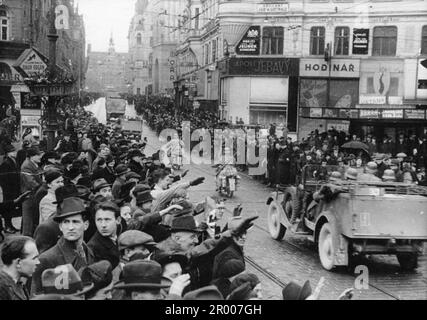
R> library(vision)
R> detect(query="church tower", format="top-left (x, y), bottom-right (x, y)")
top-left (108, 32), bottom-right (115, 54)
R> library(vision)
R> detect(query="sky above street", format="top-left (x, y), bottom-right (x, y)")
top-left (77, 0), bottom-right (136, 53)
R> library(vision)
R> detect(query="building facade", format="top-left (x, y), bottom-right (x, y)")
top-left (0, 0), bottom-right (86, 137)
top-left (171, 0), bottom-right (427, 139)
top-left (85, 36), bottom-right (131, 94)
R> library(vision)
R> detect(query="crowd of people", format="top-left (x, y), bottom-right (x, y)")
top-left (0, 103), bottom-right (339, 301)
top-left (264, 127), bottom-right (427, 187)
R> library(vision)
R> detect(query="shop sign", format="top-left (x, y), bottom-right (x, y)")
top-left (226, 57), bottom-right (299, 76)
top-left (257, 2), bottom-right (289, 13)
top-left (236, 26), bottom-right (260, 55)
top-left (388, 96), bottom-right (403, 105)
top-left (327, 120), bottom-right (350, 132)
top-left (14, 49), bottom-right (48, 77)
top-left (359, 109), bottom-right (379, 119)
top-left (31, 84), bottom-right (76, 96)
top-left (404, 109), bottom-right (425, 120)
top-left (352, 29), bottom-right (369, 55)
top-left (381, 109), bottom-right (403, 119)
top-left (310, 108), bottom-right (323, 118)
top-left (300, 59), bottom-right (360, 78)
top-left (339, 109), bottom-right (359, 119)
top-left (323, 108), bottom-right (339, 118)
top-left (21, 115), bottom-right (40, 126)
top-left (359, 95), bottom-right (386, 105)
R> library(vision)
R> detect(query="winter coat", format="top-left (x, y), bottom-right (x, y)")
top-left (88, 231), bottom-right (120, 269)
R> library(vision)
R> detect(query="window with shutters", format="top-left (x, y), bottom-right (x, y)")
top-left (372, 26), bottom-right (397, 56)
top-left (310, 27), bottom-right (325, 55)
top-left (334, 27), bottom-right (349, 55)
top-left (422, 26), bottom-right (427, 54)
top-left (262, 27), bottom-right (284, 55)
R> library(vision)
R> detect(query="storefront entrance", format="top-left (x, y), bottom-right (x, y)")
top-left (350, 120), bottom-right (427, 140)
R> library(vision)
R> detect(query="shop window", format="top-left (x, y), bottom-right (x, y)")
top-left (310, 27), bottom-right (325, 55)
top-left (334, 26), bottom-right (349, 55)
top-left (262, 27), bottom-right (284, 55)
top-left (366, 77), bottom-right (399, 96)
top-left (329, 79), bottom-right (359, 108)
top-left (0, 9), bottom-right (8, 41)
top-left (372, 26), bottom-right (397, 56)
top-left (422, 25), bottom-right (427, 54)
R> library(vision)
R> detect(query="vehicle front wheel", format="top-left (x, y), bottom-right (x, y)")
top-left (396, 253), bottom-right (418, 270)
top-left (268, 202), bottom-right (286, 241)
top-left (318, 222), bottom-right (336, 271)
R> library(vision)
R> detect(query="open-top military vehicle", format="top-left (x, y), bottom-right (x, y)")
top-left (267, 165), bottom-right (427, 271)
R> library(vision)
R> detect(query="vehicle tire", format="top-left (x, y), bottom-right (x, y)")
top-left (268, 201), bottom-right (286, 241)
top-left (396, 253), bottom-right (418, 270)
top-left (283, 188), bottom-right (301, 224)
top-left (318, 222), bottom-right (336, 271)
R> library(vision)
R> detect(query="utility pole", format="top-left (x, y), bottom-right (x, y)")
top-left (45, 3), bottom-right (59, 151)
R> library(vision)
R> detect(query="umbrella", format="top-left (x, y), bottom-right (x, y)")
top-left (341, 141), bottom-right (369, 152)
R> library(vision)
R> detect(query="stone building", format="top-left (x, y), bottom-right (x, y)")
top-left (85, 35), bottom-right (130, 94)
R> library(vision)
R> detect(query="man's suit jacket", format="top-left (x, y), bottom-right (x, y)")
top-left (0, 156), bottom-right (20, 200)
top-left (87, 231), bottom-right (120, 269)
top-left (31, 237), bottom-right (95, 296)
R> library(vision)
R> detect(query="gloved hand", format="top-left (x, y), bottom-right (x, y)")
top-left (190, 177), bottom-right (205, 186)
top-left (231, 216), bottom-right (258, 237)
top-left (233, 204), bottom-right (243, 217)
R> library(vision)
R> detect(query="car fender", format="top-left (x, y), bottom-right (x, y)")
top-left (315, 211), bottom-right (349, 266)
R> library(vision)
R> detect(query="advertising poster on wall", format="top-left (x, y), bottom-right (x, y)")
top-left (329, 79), bottom-right (359, 108)
top-left (236, 26), bottom-right (260, 55)
top-left (352, 29), bottom-right (369, 55)
top-left (300, 79), bottom-right (327, 108)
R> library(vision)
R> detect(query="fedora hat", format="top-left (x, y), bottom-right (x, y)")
top-left (282, 280), bottom-right (312, 300)
top-left (170, 215), bottom-right (202, 233)
top-left (136, 190), bottom-right (153, 206)
top-left (382, 169), bottom-right (396, 182)
top-left (113, 260), bottom-right (169, 290)
top-left (183, 285), bottom-right (224, 300)
top-left (125, 171), bottom-right (141, 181)
top-left (41, 264), bottom-right (94, 296)
top-left (53, 197), bottom-right (87, 222)
top-left (79, 260), bottom-right (113, 295)
top-left (152, 251), bottom-right (188, 269)
top-left (329, 171), bottom-right (342, 183)
top-left (365, 162), bottom-right (378, 174)
top-left (168, 200), bottom-right (194, 217)
top-left (115, 164), bottom-right (130, 176)
top-left (92, 178), bottom-right (111, 192)
top-left (118, 230), bottom-right (156, 251)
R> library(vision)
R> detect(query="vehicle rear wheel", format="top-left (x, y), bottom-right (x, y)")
top-left (318, 223), bottom-right (336, 271)
top-left (396, 253), bottom-right (418, 270)
top-left (268, 201), bottom-right (286, 241)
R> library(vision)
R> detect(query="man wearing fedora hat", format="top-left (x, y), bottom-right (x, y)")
top-left (112, 164), bottom-right (130, 200)
top-left (92, 178), bottom-right (113, 201)
top-left (31, 197), bottom-right (95, 295)
top-left (0, 144), bottom-right (21, 234)
top-left (112, 260), bottom-right (173, 300)
top-left (118, 230), bottom-right (157, 263)
top-left (21, 147), bottom-right (44, 236)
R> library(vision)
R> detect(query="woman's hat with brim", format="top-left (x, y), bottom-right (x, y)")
top-left (282, 280), bottom-right (312, 300)
top-left (113, 260), bottom-right (169, 290)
